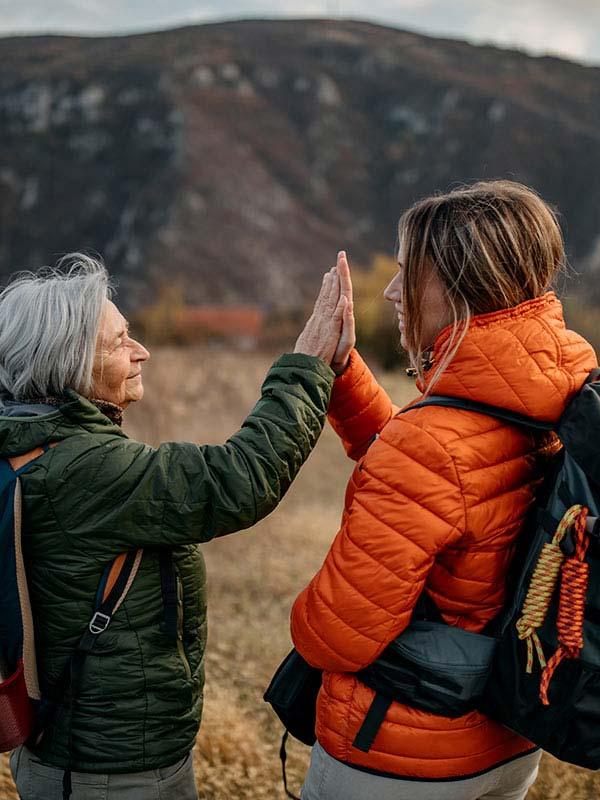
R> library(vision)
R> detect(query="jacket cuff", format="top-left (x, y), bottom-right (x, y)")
top-left (330, 349), bottom-right (367, 406)
top-left (276, 353), bottom-right (335, 382)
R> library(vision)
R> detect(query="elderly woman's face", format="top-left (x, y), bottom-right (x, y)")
top-left (91, 301), bottom-right (150, 408)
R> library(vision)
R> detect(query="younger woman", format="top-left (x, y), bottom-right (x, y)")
top-left (292, 180), bottom-right (598, 800)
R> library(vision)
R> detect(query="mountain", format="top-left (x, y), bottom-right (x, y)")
top-left (0, 19), bottom-right (599, 309)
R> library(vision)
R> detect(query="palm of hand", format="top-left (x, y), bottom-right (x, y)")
top-left (294, 251), bottom-right (356, 371)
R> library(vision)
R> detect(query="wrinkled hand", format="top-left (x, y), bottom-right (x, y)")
top-left (294, 265), bottom-right (347, 365)
top-left (331, 251), bottom-right (355, 375)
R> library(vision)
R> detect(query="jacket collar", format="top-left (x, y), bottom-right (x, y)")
top-left (0, 389), bottom-right (127, 458)
top-left (417, 292), bottom-right (598, 423)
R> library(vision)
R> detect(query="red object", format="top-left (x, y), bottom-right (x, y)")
top-left (0, 660), bottom-right (35, 751)
top-left (540, 507), bottom-right (590, 705)
top-left (174, 306), bottom-right (264, 339)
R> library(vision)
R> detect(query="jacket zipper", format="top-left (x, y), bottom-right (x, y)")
top-left (176, 576), bottom-right (192, 679)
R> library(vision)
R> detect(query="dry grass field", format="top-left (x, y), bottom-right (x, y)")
top-left (2, 345), bottom-right (600, 799)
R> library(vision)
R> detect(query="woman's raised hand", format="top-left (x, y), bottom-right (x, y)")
top-left (331, 251), bottom-right (356, 375)
top-left (294, 261), bottom-right (347, 365)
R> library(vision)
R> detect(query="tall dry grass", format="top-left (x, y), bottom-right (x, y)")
top-left (2, 345), bottom-right (600, 799)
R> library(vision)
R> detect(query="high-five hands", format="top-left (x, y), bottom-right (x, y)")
top-left (294, 258), bottom-right (347, 365)
top-left (294, 251), bottom-right (356, 371)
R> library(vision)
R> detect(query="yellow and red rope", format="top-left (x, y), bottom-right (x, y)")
top-left (515, 504), bottom-right (590, 705)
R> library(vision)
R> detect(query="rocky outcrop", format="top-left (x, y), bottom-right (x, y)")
top-left (0, 20), bottom-right (599, 309)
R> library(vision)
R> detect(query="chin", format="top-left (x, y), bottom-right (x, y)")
top-left (128, 389), bottom-right (144, 405)
top-left (122, 391), bottom-right (143, 409)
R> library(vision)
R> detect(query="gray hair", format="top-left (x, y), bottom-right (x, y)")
top-left (0, 253), bottom-right (112, 400)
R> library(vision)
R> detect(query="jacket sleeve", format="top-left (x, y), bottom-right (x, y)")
top-left (50, 353), bottom-right (334, 554)
top-left (291, 415), bottom-right (465, 672)
top-left (328, 349), bottom-right (399, 461)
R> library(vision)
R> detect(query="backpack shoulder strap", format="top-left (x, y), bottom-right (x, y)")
top-left (11, 446), bottom-right (55, 701)
top-left (45, 549), bottom-right (144, 703)
top-left (9, 441), bottom-right (57, 473)
top-left (403, 395), bottom-right (555, 432)
top-left (47, 548), bottom-right (144, 800)
top-left (88, 549), bottom-right (144, 636)
top-left (9, 447), bottom-right (47, 473)
top-left (586, 368), bottom-right (600, 384)
top-left (158, 550), bottom-right (179, 642)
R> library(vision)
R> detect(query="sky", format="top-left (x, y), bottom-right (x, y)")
top-left (0, 1), bottom-right (599, 66)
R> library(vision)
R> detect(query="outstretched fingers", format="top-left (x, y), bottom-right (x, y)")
top-left (316, 266), bottom-right (340, 316)
top-left (337, 251), bottom-right (353, 306)
top-left (293, 259), bottom-right (349, 363)
top-left (326, 266), bottom-right (340, 311)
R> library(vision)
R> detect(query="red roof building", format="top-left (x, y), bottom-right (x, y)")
top-left (173, 305), bottom-right (265, 341)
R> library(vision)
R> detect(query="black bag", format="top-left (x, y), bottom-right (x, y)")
top-left (263, 648), bottom-right (320, 747)
top-left (353, 620), bottom-right (498, 751)
top-left (263, 649), bottom-right (321, 798)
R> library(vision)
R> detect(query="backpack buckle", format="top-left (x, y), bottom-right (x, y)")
top-left (89, 611), bottom-right (111, 635)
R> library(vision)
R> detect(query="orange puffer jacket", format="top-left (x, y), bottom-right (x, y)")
top-left (291, 293), bottom-right (598, 780)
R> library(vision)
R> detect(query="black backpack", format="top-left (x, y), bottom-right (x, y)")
top-left (357, 370), bottom-right (600, 765)
top-left (266, 369), bottom-right (600, 791)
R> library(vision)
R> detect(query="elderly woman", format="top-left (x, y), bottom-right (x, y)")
top-left (3, 253), bottom-right (349, 800)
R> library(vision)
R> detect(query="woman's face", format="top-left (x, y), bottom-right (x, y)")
top-left (91, 300), bottom-right (150, 408)
top-left (384, 260), bottom-right (453, 352)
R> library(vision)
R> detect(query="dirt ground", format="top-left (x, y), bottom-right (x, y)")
top-left (2, 345), bottom-right (600, 799)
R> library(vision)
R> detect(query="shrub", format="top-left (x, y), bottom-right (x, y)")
top-left (352, 253), bottom-right (408, 371)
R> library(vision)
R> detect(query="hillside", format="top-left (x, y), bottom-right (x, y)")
top-left (0, 19), bottom-right (599, 309)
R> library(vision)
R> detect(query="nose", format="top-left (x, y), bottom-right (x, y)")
top-left (132, 338), bottom-right (150, 363)
top-left (384, 271), bottom-right (402, 302)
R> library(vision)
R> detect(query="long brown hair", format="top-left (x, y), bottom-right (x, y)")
top-left (398, 180), bottom-right (566, 391)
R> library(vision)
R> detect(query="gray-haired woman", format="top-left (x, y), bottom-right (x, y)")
top-left (3, 253), bottom-right (351, 800)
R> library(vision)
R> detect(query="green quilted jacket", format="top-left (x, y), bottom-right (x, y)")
top-left (0, 353), bottom-right (333, 772)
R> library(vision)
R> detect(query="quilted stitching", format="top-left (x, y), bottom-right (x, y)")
top-left (292, 293), bottom-right (598, 779)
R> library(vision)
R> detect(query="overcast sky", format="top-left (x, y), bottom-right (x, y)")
top-left (1, 1), bottom-right (599, 65)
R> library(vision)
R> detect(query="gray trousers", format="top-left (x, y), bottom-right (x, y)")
top-left (9, 746), bottom-right (199, 800)
top-left (301, 743), bottom-right (542, 800)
